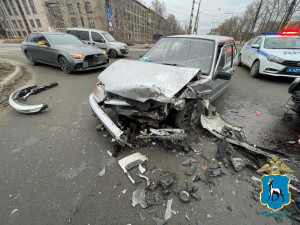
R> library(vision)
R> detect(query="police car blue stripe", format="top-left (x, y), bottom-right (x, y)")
top-left (246, 45), bottom-right (268, 57)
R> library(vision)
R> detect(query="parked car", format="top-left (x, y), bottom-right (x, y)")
top-left (67, 28), bottom-right (128, 58)
top-left (21, 32), bottom-right (109, 74)
top-left (285, 78), bottom-right (300, 116)
top-left (89, 35), bottom-right (237, 145)
top-left (238, 30), bottom-right (300, 78)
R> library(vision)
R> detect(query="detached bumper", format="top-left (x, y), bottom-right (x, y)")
top-left (89, 93), bottom-right (127, 145)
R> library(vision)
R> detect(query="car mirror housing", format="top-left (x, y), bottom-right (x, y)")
top-left (251, 43), bottom-right (260, 49)
top-left (102, 39), bottom-right (106, 43)
top-left (215, 71), bottom-right (232, 80)
top-left (38, 41), bottom-right (49, 46)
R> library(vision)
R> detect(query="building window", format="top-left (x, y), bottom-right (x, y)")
top-left (28, 0), bottom-right (37, 14)
top-left (22, 31), bottom-right (27, 36)
top-left (22, 0), bottom-right (30, 15)
top-left (3, 0), bottom-right (13, 15)
top-left (12, 20), bottom-right (18, 28)
top-left (35, 19), bottom-right (41, 27)
top-left (17, 31), bottom-right (22, 36)
top-left (80, 17), bottom-right (84, 27)
top-left (9, 0), bottom-right (18, 15)
top-left (71, 17), bottom-right (77, 27)
top-left (77, 3), bottom-right (81, 13)
top-left (29, 19), bottom-right (35, 28)
top-left (85, 2), bottom-right (92, 13)
top-left (46, 2), bottom-right (65, 29)
top-left (18, 20), bottom-right (24, 28)
top-left (67, 4), bottom-right (74, 14)
top-left (88, 17), bottom-right (95, 28)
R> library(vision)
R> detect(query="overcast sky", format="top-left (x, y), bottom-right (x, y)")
top-left (143, 0), bottom-right (256, 34)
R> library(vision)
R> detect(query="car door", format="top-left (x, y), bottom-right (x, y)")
top-left (78, 30), bottom-right (90, 45)
top-left (248, 37), bottom-right (262, 66)
top-left (210, 43), bottom-right (234, 100)
top-left (36, 33), bottom-right (58, 65)
top-left (241, 37), bottom-right (258, 67)
top-left (91, 31), bottom-right (107, 50)
top-left (26, 33), bottom-right (39, 59)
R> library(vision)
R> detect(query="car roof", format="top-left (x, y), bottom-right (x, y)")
top-left (66, 27), bottom-right (108, 33)
top-left (29, 32), bottom-right (67, 35)
top-left (167, 34), bottom-right (234, 42)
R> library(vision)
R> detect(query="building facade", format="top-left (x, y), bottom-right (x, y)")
top-left (0, 0), bottom-right (177, 41)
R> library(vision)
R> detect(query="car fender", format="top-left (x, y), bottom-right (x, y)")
top-left (107, 46), bottom-right (121, 55)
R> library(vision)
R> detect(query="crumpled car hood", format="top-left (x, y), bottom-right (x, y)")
top-left (98, 59), bottom-right (200, 103)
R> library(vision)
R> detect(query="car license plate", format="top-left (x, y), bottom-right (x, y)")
top-left (287, 67), bottom-right (300, 73)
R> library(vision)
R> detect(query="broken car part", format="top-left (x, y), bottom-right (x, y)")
top-left (182, 158), bottom-right (197, 166)
top-left (138, 173), bottom-right (151, 187)
top-left (206, 167), bottom-right (225, 177)
top-left (145, 191), bottom-right (164, 206)
top-left (179, 190), bottom-right (191, 203)
top-left (118, 152), bottom-right (148, 185)
top-left (158, 173), bottom-right (176, 189)
top-left (9, 83), bottom-right (58, 114)
top-left (201, 113), bottom-right (279, 158)
top-left (231, 158), bottom-right (246, 172)
top-left (185, 165), bottom-right (196, 175)
top-left (153, 217), bottom-right (167, 225)
top-left (164, 199), bottom-right (175, 221)
top-left (132, 188), bottom-right (148, 208)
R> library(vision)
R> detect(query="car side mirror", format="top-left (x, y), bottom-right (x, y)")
top-left (251, 43), bottom-right (260, 49)
top-left (38, 41), bottom-right (49, 46)
top-left (215, 71), bottom-right (232, 80)
top-left (101, 39), bottom-right (106, 43)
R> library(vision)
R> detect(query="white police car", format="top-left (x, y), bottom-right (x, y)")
top-left (238, 30), bottom-right (300, 78)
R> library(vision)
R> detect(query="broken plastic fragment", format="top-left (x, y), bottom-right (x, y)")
top-left (164, 199), bottom-right (175, 221)
top-left (98, 167), bottom-right (106, 177)
top-left (132, 189), bottom-right (148, 208)
top-left (138, 164), bottom-right (146, 174)
top-left (182, 158), bottom-right (197, 166)
top-left (207, 213), bottom-right (213, 219)
top-left (255, 111), bottom-right (261, 116)
top-left (11, 209), bottom-right (18, 215)
top-left (153, 217), bottom-right (166, 225)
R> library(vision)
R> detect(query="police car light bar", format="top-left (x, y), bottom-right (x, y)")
top-left (279, 29), bottom-right (299, 36)
top-left (261, 32), bottom-right (279, 35)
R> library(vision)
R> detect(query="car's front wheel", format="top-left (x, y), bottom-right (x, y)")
top-left (250, 60), bottom-right (261, 78)
top-left (175, 100), bottom-right (204, 130)
top-left (109, 49), bottom-right (118, 58)
top-left (25, 51), bottom-right (37, 66)
top-left (58, 56), bottom-right (72, 74)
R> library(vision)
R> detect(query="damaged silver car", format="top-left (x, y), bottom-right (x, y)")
top-left (89, 35), bottom-right (237, 145)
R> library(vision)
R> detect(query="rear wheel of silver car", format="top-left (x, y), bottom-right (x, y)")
top-left (250, 60), bottom-right (261, 78)
top-left (25, 51), bottom-right (36, 66)
top-left (175, 100), bottom-right (204, 130)
top-left (58, 56), bottom-right (72, 74)
top-left (109, 49), bottom-right (118, 58)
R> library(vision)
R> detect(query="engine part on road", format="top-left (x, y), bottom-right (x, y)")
top-left (118, 152), bottom-right (148, 185)
top-left (179, 190), bottom-right (191, 203)
top-left (9, 83), bottom-right (58, 114)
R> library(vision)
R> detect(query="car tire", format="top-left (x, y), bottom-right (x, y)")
top-left (58, 56), bottom-right (72, 74)
top-left (109, 49), bottom-right (118, 58)
top-left (237, 54), bottom-right (242, 66)
top-left (250, 60), bottom-right (261, 78)
top-left (25, 51), bottom-right (37, 66)
top-left (175, 100), bottom-right (204, 130)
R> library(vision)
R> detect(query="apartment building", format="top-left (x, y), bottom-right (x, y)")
top-left (0, 0), bottom-right (175, 41)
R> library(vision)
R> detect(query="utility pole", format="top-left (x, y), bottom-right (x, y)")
top-left (193, 0), bottom-right (201, 34)
top-left (278, 0), bottom-right (297, 31)
top-left (247, 0), bottom-right (263, 40)
top-left (188, 0), bottom-right (195, 34)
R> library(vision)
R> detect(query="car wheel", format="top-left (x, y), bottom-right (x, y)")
top-left (109, 49), bottom-right (118, 58)
top-left (250, 60), bottom-right (261, 78)
top-left (175, 100), bottom-right (204, 130)
top-left (58, 56), bottom-right (72, 74)
top-left (237, 54), bottom-right (242, 66)
top-left (25, 51), bottom-right (37, 66)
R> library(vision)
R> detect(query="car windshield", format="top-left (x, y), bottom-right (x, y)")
top-left (143, 37), bottom-right (215, 75)
top-left (45, 34), bottom-right (83, 45)
top-left (264, 36), bottom-right (300, 49)
top-left (101, 32), bottom-right (116, 42)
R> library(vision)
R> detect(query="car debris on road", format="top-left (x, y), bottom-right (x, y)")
top-left (9, 82), bottom-right (58, 114)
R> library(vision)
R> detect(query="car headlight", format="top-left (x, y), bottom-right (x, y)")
top-left (267, 54), bottom-right (284, 64)
top-left (70, 53), bottom-right (84, 59)
top-left (103, 50), bottom-right (107, 56)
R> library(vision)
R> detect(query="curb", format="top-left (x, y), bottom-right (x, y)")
top-left (0, 59), bottom-right (23, 93)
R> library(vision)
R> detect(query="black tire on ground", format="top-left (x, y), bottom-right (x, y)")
top-left (250, 60), bottom-right (261, 78)
top-left (25, 51), bottom-right (37, 66)
top-left (109, 49), bottom-right (118, 58)
top-left (58, 56), bottom-right (72, 74)
top-left (237, 54), bottom-right (242, 66)
top-left (175, 100), bottom-right (204, 130)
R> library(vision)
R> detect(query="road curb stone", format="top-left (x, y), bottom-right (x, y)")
top-left (0, 58), bottom-right (23, 93)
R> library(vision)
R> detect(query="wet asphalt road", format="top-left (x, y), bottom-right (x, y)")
top-left (0, 44), bottom-right (299, 225)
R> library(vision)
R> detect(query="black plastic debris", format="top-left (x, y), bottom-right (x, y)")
top-left (158, 173), bottom-right (175, 190)
top-left (153, 217), bottom-right (167, 225)
top-left (186, 181), bottom-right (198, 193)
top-left (185, 165), bottom-right (196, 176)
top-left (145, 191), bottom-right (164, 206)
top-left (182, 158), bottom-right (197, 166)
top-left (191, 192), bottom-right (201, 201)
top-left (226, 205), bottom-right (233, 211)
top-left (206, 167), bottom-right (225, 177)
